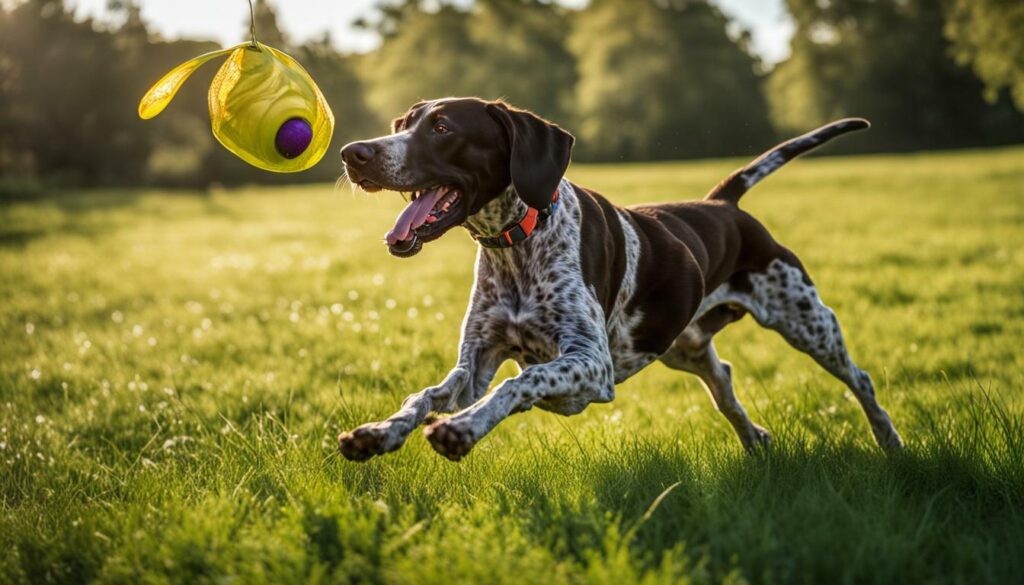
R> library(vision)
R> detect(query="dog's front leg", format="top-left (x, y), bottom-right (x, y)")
top-left (424, 346), bottom-right (614, 461)
top-left (338, 364), bottom-right (469, 462)
top-left (337, 333), bottom-right (501, 462)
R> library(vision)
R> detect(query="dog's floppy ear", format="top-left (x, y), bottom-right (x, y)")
top-left (486, 102), bottom-right (574, 210)
top-left (391, 101), bottom-right (428, 133)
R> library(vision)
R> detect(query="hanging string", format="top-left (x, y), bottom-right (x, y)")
top-left (247, 0), bottom-right (259, 48)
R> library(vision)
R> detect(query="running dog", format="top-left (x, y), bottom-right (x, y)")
top-left (337, 98), bottom-right (903, 461)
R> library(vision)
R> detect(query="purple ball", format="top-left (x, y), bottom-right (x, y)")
top-left (275, 117), bottom-right (313, 159)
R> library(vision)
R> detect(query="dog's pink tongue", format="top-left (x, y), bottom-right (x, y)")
top-left (386, 188), bottom-right (445, 245)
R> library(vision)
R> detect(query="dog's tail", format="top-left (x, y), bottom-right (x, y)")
top-left (705, 118), bottom-right (870, 205)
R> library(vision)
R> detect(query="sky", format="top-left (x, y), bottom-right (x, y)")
top-left (69, 0), bottom-right (795, 66)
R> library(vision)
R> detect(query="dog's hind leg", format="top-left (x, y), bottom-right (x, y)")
top-left (744, 258), bottom-right (904, 450)
top-left (661, 304), bottom-right (771, 452)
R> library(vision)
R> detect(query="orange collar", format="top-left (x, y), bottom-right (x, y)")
top-left (468, 191), bottom-right (560, 249)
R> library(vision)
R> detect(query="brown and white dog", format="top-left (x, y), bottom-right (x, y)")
top-left (337, 98), bottom-right (903, 462)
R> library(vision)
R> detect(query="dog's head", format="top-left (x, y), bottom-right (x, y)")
top-left (341, 97), bottom-right (574, 257)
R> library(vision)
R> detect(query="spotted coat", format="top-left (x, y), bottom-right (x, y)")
top-left (337, 109), bottom-right (904, 461)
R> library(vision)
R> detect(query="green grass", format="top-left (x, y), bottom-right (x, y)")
top-left (1, 146), bottom-right (1023, 584)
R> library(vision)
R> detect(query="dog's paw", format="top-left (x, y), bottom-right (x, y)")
top-left (743, 424), bottom-right (772, 455)
top-left (338, 422), bottom-right (399, 462)
top-left (424, 420), bottom-right (476, 462)
top-left (877, 427), bottom-right (905, 452)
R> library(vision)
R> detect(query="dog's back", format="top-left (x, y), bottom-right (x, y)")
top-left (576, 118), bottom-right (873, 370)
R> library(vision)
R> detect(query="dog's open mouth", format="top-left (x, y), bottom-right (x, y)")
top-left (385, 185), bottom-right (464, 257)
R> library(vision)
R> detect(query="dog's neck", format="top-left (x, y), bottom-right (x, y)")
top-left (465, 185), bottom-right (529, 238)
top-left (466, 180), bottom-right (575, 276)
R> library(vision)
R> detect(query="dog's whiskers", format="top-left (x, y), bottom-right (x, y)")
top-left (334, 169), bottom-right (356, 197)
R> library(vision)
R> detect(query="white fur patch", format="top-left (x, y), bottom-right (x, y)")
top-left (742, 150), bottom-right (787, 189)
top-left (374, 131), bottom-right (413, 186)
top-left (606, 209), bottom-right (658, 381)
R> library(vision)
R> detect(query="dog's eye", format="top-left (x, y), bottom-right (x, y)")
top-left (433, 122), bottom-right (450, 134)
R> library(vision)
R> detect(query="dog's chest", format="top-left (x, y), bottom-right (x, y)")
top-left (477, 272), bottom-right (564, 366)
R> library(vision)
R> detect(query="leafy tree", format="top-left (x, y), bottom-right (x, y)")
top-left (569, 0), bottom-right (774, 161)
top-left (109, 0), bottom-right (223, 186)
top-left (945, 0), bottom-right (1024, 110)
top-left (250, 0), bottom-right (289, 49)
top-left (0, 0), bottom-right (151, 185)
top-left (359, 2), bottom-right (478, 120)
top-left (0, 6), bottom-right (27, 180)
top-left (358, 0), bottom-right (576, 129)
top-left (4, 0), bottom-right (1023, 190)
top-left (769, 0), bottom-right (1024, 152)
top-left (466, 0), bottom-right (576, 123)
top-left (353, 0), bottom-right (423, 40)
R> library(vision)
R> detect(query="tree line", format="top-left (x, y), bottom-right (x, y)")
top-left (1, 0), bottom-right (1021, 191)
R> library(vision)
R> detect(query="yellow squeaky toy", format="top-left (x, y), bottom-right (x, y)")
top-left (138, 2), bottom-right (333, 172)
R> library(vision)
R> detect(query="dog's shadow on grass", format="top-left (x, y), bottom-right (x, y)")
top-left (498, 432), bottom-right (1022, 574)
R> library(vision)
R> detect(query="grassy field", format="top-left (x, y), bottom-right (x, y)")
top-left (1, 147), bottom-right (1023, 584)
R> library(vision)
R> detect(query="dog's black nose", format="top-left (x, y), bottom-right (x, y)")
top-left (341, 142), bottom-right (376, 167)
